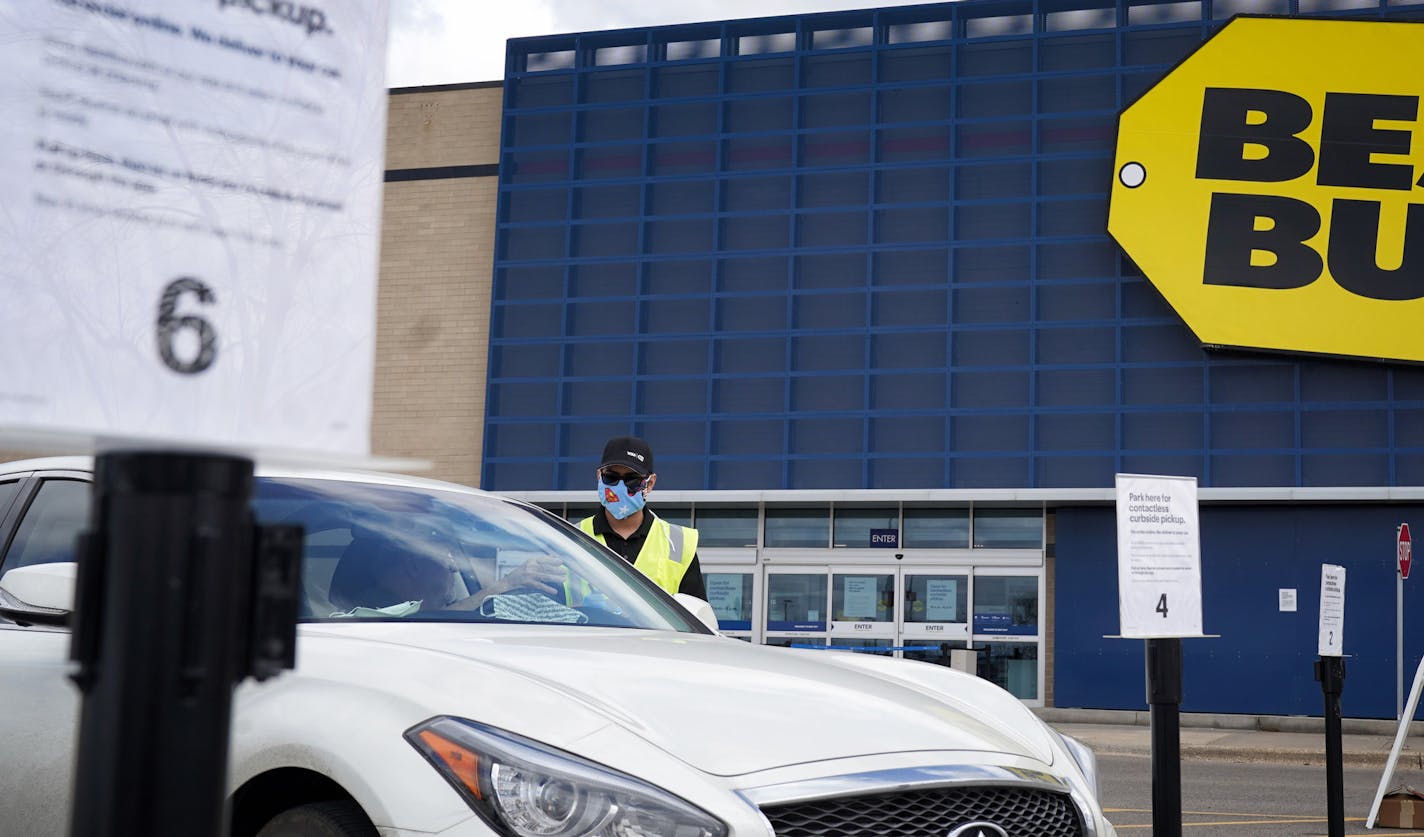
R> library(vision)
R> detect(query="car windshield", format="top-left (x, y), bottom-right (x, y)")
top-left (252, 476), bottom-right (703, 632)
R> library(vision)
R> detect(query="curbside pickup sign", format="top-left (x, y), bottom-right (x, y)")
top-left (1109, 17), bottom-right (1424, 364)
top-left (0, 1), bottom-right (389, 458)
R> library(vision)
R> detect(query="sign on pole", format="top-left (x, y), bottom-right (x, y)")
top-left (1115, 474), bottom-right (1204, 638)
top-left (1108, 17), bottom-right (1424, 364)
top-left (1399, 524), bottom-right (1413, 579)
top-left (1319, 564), bottom-right (1346, 657)
top-left (0, 0), bottom-right (390, 459)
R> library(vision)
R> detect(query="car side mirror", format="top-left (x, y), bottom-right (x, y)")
top-left (0, 562), bottom-right (77, 627)
top-left (672, 593), bottom-right (719, 633)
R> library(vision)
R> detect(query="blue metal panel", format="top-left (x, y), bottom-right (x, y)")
top-left (486, 0), bottom-right (1422, 491)
top-left (1055, 505), bottom-right (1424, 719)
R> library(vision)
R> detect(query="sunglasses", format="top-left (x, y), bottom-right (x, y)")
top-left (600, 469), bottom-right (647, 491)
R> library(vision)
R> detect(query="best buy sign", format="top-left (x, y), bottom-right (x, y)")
top-left (1109, 17), bottom-right (1424, 363)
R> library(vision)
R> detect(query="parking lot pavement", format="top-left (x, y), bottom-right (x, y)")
top-left (1037, 708), bottom-right (1424, 767)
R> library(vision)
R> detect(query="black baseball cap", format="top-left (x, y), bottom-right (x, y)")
top-left (600, 436), bottom-right (655, 476)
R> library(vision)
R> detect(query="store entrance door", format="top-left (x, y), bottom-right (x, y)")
top-left (898, 569), bottom-right (971, 669)
top-left (764, 565), bottom-right (972, 660)
top-left (759, 563), bottom-right (1042, 703)
top-left (827, 566), bottom-right (897, 654)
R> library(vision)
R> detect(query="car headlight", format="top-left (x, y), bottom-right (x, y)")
top-left (1053, 729), bottom-right (1101, 802)
top-left (406, 716), bottom-right (727, 837)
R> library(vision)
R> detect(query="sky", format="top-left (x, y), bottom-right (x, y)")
top-left (386, 1), bottom-right (931, 88)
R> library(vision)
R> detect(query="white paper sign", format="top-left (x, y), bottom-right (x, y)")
top-left (1319, 564), bottom-right (1346, 657)
top-left (926, 578), bottom-right (958, 622)
top-left (842, 577), bottom-right (877, 620)
top-left (1279, 589), bottom-right (1297, 612)
top-left (0, 0), bottom-right (389, 457)
top-left (1115, 473), bottom-right (1204, 638)
top-left (706, 574), bottom-right (744, 621)
top-left (495, 551), bottom-right (537, 581)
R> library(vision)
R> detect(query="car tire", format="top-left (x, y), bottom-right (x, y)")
top-left (254, 801), bottom-right (378, 837)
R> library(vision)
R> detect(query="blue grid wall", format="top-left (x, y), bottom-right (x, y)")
top-left (1055, 504), bottom-right (1424, 718)
top-left (487, 0), bottom-right (1424, 491)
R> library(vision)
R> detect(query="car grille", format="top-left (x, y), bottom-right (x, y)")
top-left (759, 785), bottom-right (1084, 837)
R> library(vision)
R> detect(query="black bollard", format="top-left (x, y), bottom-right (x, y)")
top-left (1147, 637), bottom-right (1184, 837)
top-left (1316, 656), bottom-right (1346, 837)
top-left (66, 451), bottom-right (299, 837)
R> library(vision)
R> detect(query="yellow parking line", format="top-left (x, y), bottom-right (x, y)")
top-left (1114, 820), bottom-right (1331, 829)
top-left (1106, 808), bottom-right (1348, 819)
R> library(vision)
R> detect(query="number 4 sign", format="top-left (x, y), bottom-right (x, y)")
top-left (1115, 474), bottom-right (1206, 638)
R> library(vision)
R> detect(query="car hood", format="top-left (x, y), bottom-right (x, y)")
top-left (302, 624), bottom-right (1054, 777)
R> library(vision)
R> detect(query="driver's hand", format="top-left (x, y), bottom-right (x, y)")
top-left (499, 557), bottom-right (565, 596)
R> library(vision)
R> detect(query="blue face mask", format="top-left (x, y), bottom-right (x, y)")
top-left (599, 476), bottom-right (647, 520)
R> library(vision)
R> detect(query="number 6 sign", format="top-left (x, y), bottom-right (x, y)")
top-left (0, 1), bottom-right (390, 458)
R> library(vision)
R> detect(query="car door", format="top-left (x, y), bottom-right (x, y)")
top-left (0, 472), bottom-right (91, 836)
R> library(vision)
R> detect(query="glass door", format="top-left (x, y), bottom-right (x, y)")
top-left (972, 569), bottom-right (1042, 701)
top-left (764, 568), bottom-right (829, 649)
top-left (899, 570), bottom-right (970, 668)
top-left (704, 569), bottom-right (756, 641)
top-left (828, 566), bottom-right (896, 655)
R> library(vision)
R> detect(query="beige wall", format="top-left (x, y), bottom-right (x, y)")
top-left (373, 84), bottom-right (503, 486)
top-left (385, 84), bottom-right (502, 170)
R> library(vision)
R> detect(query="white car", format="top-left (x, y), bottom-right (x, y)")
top-left (0, 457), bottom-right (1115, 837)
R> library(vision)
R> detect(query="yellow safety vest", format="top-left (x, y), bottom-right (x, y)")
top-left (579, 514), bottom-right (699, 596)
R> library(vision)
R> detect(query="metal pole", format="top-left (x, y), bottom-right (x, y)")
top-left (68, 451), bottom-right (256, 837)
top-left (1147, 637), bottom-right (1183, 837)
top-left (1400, 566), bottom-right (1405, 721)
top-left (1316, 656), bottom-right (1346, 837)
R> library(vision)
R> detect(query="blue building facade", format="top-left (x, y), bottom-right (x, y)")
top-left (487, 0), bottom-right (1424, 717)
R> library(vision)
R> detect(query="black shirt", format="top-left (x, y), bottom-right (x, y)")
top-left (591, 510), bottom-right (707, 599)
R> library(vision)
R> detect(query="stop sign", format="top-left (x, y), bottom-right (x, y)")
top-left (1400, 524), bottom-right (1412, 579)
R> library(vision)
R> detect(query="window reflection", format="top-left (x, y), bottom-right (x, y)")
top-left (3, 480), bottom-right (90, 572)
top-left (0, 480), bottom-right (21, 521)
top-left (903, 507), bottom-right (970, 548)
top-left (765, 637), bottom-right (810, 648)
top-left (656, 505), bottom-right (693, 528)
top-left (978, 641), bottom-right (1038, 699)
top-left (972, 508), bottom-right (1042, 548)
top-left (829, 638), bottom-right (892, 653)
top-left (973, 576), bottom-right (1038, 635)
top-left (705, 572), bottom-right (753, 630)
top-left (766, 573), bottom-right (827, 629)
top-left (831, 573), bottom-right (893, 621)
top-left (765, 507), bottom-right (830, 547)
top-left (695, 507), bottom-right (759, 546)
top-left (564, 504), bottom-right (600, 523)
top-left (903, 640), bottom-right (969, 668)
top-left (833, 506), bottom-right (897, 548)
top-left (904, 574), bottom-right (967, 623)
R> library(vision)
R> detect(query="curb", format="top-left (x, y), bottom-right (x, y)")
top-left (1034, 707), bottom-right (1424, 737)
top-left (1037, 708), bottom-right (1424, 767)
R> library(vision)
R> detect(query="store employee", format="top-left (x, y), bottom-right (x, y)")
top-left (579, 436), bottom-right (706, 599)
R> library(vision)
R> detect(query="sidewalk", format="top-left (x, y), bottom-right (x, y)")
top-left (1035, 708), bottom-right (1424, 768)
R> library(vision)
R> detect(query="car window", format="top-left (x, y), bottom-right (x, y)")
top-left (0, 480), bottom-right (20, 523)
top-left (253, 477), bottom-right (704, 632)
top-left (2, 479), bottom-right (90, 574)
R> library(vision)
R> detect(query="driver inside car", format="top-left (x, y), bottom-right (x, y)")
top-left (329, 525), bottom-right (567, 617)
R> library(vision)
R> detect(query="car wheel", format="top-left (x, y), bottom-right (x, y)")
top-left (254, 801), bottom-right (377, 837)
